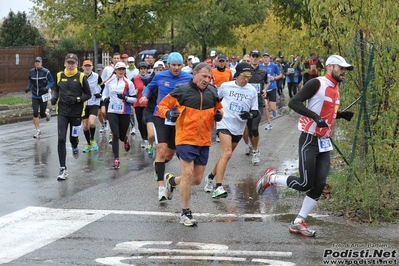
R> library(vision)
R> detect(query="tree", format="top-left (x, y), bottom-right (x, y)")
top-left (0, 11), bottom-right (45, 47)
top-left (172, 0), bottom-right (270, 61)
top-left (31, 0), bottom-right (174, 52)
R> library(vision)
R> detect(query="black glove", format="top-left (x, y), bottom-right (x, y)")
top-left (25, 88), bottom-right (30, 93)
top-left (239, 111), bottom-right (251, 119)
top-left (51, 97), bottom-right (57, 105)
top-left (214, 110), bottom-right (223, 122)
top-left (313, 115), bottom-right (328, 128)
top-left (103, 97), bottom-right (110, 105)
top-left (65, 96), bottom-right (77, 104)
top-left (94, 93), bottom-right (102, 99)
top-left (117, 93), bottom-right (126, 100)
top-left (336, 111), bottom-right (354, 121)
top-left (166, 110), bottom-right (180, 122)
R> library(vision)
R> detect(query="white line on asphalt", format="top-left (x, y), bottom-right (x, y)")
top-left (0, 206), bottom-right (327, 264)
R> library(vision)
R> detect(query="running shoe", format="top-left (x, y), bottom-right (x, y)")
top-left (57, 167), bottom-right (68, 181)
top-left (252, 150), bottom-right (260, 165)
top-left (99, 126), bottom-right (105, 133)
top-left (141, 140), bottom-right (146, 148)
top-left (113, 158), bottom-right (120, 170)
top-left (144, 140), bottom-right (149, 150)
top-left (33, 130), bottom-right (41, 139)
top-left (108, 133), bottom-right (112, 144)
top-left (215, 136), bottom-right (220, 142)
top-left (288, 220), bottom-right (316, 237)
top-left (158, 186), bottom-right (167, 202)
top-left (90, 140), bottom-right (98, 151)
top-left (82, 144), bottom-right (92, 153)
top-left (45, 109), bottom-right (51, 121)
top-left (104, 121), bottom-right (109, 131)
top-left (124, 137), bottom-right (130, 152)
top-left (164, 173), bottom-right (176, 200)
top-left (180, 210), bottom-right (197, 227)
top-left (130, 127), bottom-right (136, 135)
top-left (245, 144), bottom-right (253, 155)
top-left (203, 174), bottom-right (214, 192)
top-left (212, 186), bottom-right (228, 199)
top-left (147, 145), bottom-right (155, 158)
top-left (264, 123), bottom-right (273, 130)
top-left (255, 167), bottom-right (276, 194)
top-left (72, 146), bottom-right (79, 159)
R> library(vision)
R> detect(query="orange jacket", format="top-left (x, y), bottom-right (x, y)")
top-left (159, 80), bottom-right (223, 147)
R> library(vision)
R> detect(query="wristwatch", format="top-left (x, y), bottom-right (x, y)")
top-left (77, 97), bottom-right (81, 103)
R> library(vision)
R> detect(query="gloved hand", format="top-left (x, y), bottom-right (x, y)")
top-left (65, 96), bottom-right (77, 104)
top-left (117, 93), bottom-right (126, 100)
top-left (313, 115), bottom-right (328, 128)
top-left (166, 110), bottom-right (180, 122)
top-left (51, 97), bottom-right (57, 105)
top-left (336, 111), bottom-right (354, 121)
top-left (94, 93), bottom-right (102, 99)
top-left (103, 97), bottom-right (110, 105)
top-left (214, 110), bottom-right (223, 122)
top-left (239, 111), bottom-right (251, 119)
top-left (25, 88), bottom-right (30, 93)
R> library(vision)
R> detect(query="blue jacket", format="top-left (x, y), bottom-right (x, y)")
top-left (142, 70), bottom-right (192, 116)
top-left (27, 67), bottom-right (55, 99)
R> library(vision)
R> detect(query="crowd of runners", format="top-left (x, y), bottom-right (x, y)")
top-left (26, 50), bottom-right (353, 237)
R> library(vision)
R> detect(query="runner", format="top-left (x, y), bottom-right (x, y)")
top-left (256, 55), bottom-right (354, 237)
top-left (102, 62), bottom-right (137, 169)
top-left (26, 56), bottom-right (54, 138)
top-left (204, 63), bottom-right (258, 198)
top-left (140, 52), bottom-right (192, 201)
top-left (81, 60), bottom-right (102, 153)
top-left (160, 63), bottom-right (223, 226)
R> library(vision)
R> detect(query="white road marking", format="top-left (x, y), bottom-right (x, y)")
top-left (0, 206), bottom-right (325, 264)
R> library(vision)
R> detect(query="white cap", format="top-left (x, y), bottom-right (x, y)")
top-left (191, 57), bottom-right (200, 64)
top-left (210, 50), bottom-right (216, 57)
top-left (188, 55), bottom-right (195, 60)
top-left (154, 61), bottom-right (165, 68)
top-left (114, 62), bottom-right (126, 69)
top-left (127, 57), bottom-right (135, 62)
top-left (325, 55), bottom-right (353, 70)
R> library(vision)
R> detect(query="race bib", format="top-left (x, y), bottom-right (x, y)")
top-left (249, 83), bottom-right (261, 93)
top-left (318, 137), bottom-right (333, 153)
top-left (110, 103), bottom-right (123, 112)
top-left (229, 102), bottom-right (244, 113)
top-left (311, 65), bottom-right (317, 70)
top-left (41, 92), bottom-right (52, 102)
top-left (287, 68), bottom-right (295, 74)
top-left (71, 125), bottom-right (82, 137)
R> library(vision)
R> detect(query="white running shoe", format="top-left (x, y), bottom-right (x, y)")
top-left (33, 130), bottom-right (41, 138)
top-left (252, 150), bottom-right (260, 165)
top-left (204, 174), bottom-right (214, 192)
top-left (158, 186), bottom-right (167, 202)
top-left (57, 167), bottom-right (68, 180)
top-left (264, 123), bottom-right (273, 130)
top-left (130, 127), bottom-right (136, 135)
top-left (212, 186), bottom-right (228, 199)
top-left (45, 109), bottom-right (51, 121)
top-left (215, 136), bottom-right (220, 142)
top-left (245, 144), bottom-right (253, 155)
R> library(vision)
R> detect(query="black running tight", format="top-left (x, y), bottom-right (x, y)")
top-left (108, 113), bottom-right (130, 158)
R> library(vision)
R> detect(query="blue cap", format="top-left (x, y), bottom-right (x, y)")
top-left (167, 52), bottom-right (183, 64)
top-left (35, 57), bottom-right (42, 62)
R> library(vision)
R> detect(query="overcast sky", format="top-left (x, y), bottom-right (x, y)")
top-left (0, 0), bottom-right (34, 20)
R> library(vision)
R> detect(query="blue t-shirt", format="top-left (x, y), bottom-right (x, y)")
top-left (259, 63), bottom-right (280, 91)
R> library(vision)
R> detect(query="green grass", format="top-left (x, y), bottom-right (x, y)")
top-left (0, 97), bottom-right (31, 105)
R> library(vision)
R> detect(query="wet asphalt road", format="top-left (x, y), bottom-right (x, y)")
top-left (0, 109), bottom-right (398, 266)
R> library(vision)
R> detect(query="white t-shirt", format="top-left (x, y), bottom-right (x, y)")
top-left (216, 80), bottom-right (258, 135)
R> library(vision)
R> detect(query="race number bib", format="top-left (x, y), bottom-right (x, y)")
top-left (318, 137), bottom-right (333, 153)
top-left (71, 125), bottom-right (82, 137)
top-left (287, 68), bottom-right (295, 74)
top-left (109, 103), bottom-right (123, 112)
top-left (41, 92), bottom-right (52, 102)
top-left (249, 83), bottom-right (261, 93)
top-left (229, 102), bottom-right (244, 113)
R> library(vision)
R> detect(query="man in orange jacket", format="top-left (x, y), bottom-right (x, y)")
top-left (158, 62), bottom-right (223, 226)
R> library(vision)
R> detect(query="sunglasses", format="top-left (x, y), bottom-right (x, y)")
top-left (116, 68), bottom-right (126, 70)
top-left (240, 74), bottom-right (252, 79)
top-left (243, 60), bottom-right (250, 63)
